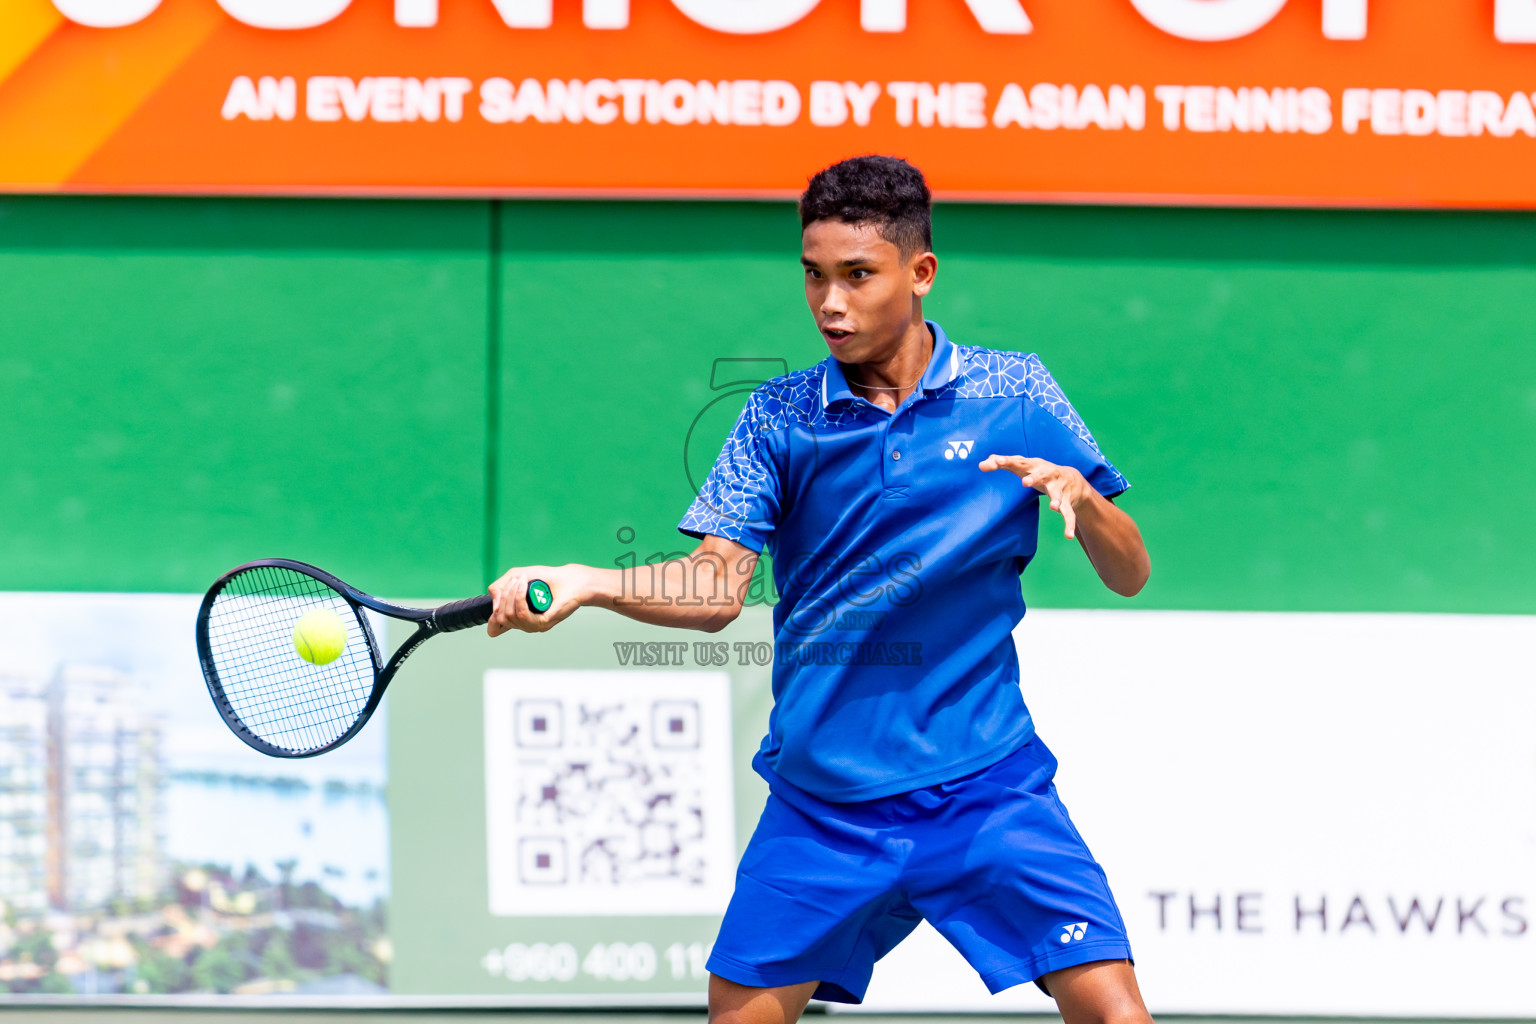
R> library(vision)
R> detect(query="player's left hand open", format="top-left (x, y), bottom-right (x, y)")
top-left (978, 455), bottom-right (1093, 539)
top-left (488, 564), bottom-right (584, 637)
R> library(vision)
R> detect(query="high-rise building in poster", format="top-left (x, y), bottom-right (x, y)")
top-left (0, 672), bottom-right (49, 915)
top-left (0, 665), bottom-right (165, 915)
top-left (45, 665), bottom-right (166, 912)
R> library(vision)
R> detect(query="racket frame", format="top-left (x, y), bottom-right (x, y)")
top-left (196, 557), bottom-right (492, 759)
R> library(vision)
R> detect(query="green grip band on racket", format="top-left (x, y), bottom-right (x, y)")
top-left (527, 579), bottom-right (553, 614)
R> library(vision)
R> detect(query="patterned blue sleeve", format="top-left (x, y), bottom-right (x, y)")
top-left (678, 389), bottom-right (782, 552)
top-left (1021, 354), bottom-right (1129, 498)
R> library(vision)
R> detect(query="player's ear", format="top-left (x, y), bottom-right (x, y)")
top-left (911, 251), bottom-right (938, 296)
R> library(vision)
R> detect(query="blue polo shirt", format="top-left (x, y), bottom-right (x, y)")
top-left (678, 321), bottom-right (1128, 802)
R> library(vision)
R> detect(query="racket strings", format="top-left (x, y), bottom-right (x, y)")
top-left (204, 565), bottom-right (376, 754)
top-left (207, 584), bottom-right (371, 749)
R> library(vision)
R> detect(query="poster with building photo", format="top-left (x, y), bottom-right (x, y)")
top-left (0, 593), bottom-right (389, 997)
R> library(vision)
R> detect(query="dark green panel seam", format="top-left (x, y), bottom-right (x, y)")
top-left (484, 200), bottom-right (503, 588)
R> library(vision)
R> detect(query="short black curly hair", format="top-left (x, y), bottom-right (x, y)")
top-left (799, 155), bottom-right (932, 258)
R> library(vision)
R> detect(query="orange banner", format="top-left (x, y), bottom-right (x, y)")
top-left (3, 0), bottom-right (1536, 204)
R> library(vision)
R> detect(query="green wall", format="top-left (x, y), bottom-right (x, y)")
top-left (3, 197), bottom-right (1534, 613)
top-left (0, 198), bottom-right (489, 596)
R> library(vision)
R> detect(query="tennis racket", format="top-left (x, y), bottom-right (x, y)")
top-left (195, 558), bottom-right (551, 759)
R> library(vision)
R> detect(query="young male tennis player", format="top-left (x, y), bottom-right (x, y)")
top-left (487, 155), bottom-right (1153, 1024)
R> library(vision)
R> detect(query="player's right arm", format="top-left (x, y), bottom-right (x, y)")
top-left (490, 382), bottom-right (778, 638)
top-left (486, 533), bottom-right (759, 637)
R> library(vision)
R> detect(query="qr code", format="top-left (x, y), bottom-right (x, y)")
top-left (484, 669), bottom-right (735, 916)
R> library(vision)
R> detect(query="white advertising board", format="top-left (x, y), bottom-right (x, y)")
top-left (851, 611), bottom-right (1536, 1017)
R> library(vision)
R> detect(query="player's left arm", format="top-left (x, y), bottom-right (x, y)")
top-left (978, 454), bottom-right (1150, 597)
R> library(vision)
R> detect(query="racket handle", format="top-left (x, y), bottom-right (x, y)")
top-left (433, 580), bottom-right (554, 633)
top-left (434, 595), bottom-right (493, 632)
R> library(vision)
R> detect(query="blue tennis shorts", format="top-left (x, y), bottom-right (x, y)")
top-left (706, 735), bottom-right (1132, 1003)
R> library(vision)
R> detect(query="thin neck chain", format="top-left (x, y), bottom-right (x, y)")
top-left (847, 367), bottom-right (924, 391)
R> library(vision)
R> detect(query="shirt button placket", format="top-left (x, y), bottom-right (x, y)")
top-left (877, 420), bottom-right (890, 487)
top-left (888, 409), bottom-right (913, 486)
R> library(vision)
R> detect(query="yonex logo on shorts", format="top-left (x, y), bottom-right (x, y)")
top-left (943, 439), bottom-right (975, 460)
top-left (1059, 922), bottom-right (1089, 943)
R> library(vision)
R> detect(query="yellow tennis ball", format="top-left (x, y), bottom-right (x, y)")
top-left (293, 608), bottom-right (347, 666)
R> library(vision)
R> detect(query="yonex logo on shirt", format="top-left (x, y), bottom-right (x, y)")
top-left (1059, 922), bottom-right (1089, 943)
top-left (943, 439), bottom-right (976, 460)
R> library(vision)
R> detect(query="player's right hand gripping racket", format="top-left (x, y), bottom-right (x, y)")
top-left (195, 558), bottom-right (551, 758)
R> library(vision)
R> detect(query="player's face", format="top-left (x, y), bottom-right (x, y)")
top-left (801, 219), bottom-right (936, 363)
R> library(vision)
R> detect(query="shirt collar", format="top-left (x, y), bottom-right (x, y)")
top-left (820, 320), bottom-right (961, 410)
